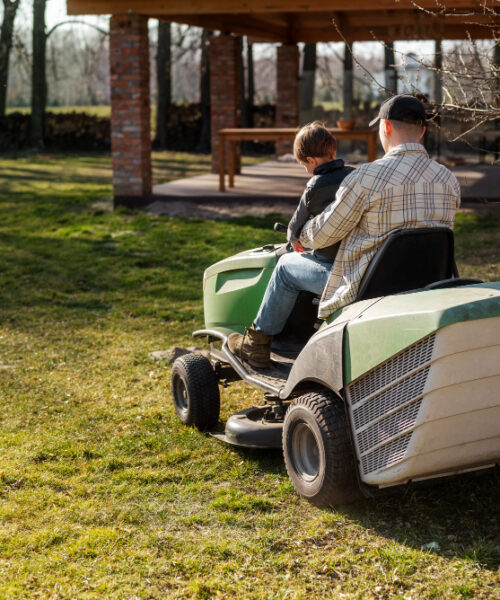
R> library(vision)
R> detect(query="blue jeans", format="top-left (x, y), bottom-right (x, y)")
top-left (253, 252), bottom-right (333, 335)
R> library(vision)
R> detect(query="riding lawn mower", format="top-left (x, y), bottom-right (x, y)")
top-left (171, 224), bottom-right (500, 507)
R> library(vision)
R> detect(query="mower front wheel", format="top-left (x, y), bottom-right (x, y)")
top-left (283, 391), bottom-right (361, 507)
top-left (171, 353), bottom-right (220, 431)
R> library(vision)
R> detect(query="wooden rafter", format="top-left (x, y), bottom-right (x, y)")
top-left (67, 0), bottom-right (498, 16)
top-left (160, 14), bottom-right (288, 41)
top-left (152, 12), bottom-right (497, 43)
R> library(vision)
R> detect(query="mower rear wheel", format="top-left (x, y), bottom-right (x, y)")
top-left (283, 391), bottom-right (361, 507)
top-left (171, 353), bottom-right (220, 431)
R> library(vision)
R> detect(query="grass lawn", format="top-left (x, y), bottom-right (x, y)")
top-left (7, 106), bottom-right (111, 117)
top-left (0, 152), bottom-right (499, 599)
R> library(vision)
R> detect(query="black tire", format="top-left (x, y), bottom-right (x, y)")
top-left (282, 391), bottom-right (361, 507)
top-left (171, 353), bottom-right (220, 431)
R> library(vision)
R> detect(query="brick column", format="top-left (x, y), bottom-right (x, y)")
top-left (276, 44), bottom-right (299, 156)
top-left (110, 14), bottom-right (152, 207)
top-left (209, 33), bottom-right (242, 174)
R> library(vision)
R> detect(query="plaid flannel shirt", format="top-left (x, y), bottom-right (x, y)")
top-left (299, 143), bottom-right (461, 318)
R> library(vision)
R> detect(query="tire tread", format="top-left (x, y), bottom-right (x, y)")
top-left (283, 391), bottom-right (361, 507)
top-left (171, 353), bottom-right (220, 431)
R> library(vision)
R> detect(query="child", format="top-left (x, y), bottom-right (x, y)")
top-left (288, 121), bottom-right (355, 260)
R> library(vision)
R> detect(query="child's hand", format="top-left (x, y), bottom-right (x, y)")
top-left (291, 240), bottom-right (305, 253)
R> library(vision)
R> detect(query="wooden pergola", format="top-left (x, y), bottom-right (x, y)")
top-left (66, 0), bottom-right (497, 206)
top-left (68, 0), bottom-right (495, 42)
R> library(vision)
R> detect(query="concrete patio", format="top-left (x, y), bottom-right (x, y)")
top-left (146, 159), bottom-right (500, 219)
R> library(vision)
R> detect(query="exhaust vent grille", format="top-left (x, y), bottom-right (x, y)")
top-left (346, 334), bottom-right (435, 477)
top-left (357, 398), bottom-right (423, 455)
top-left (349, 334), bottom-right (435, 406)
top-left (361, 433), bottom-right (413, 475)
top-left (352, 367), bottom-right (429, 430)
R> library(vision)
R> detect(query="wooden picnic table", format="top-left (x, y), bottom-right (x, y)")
top-left (218, 127), bottom-right (379, 192)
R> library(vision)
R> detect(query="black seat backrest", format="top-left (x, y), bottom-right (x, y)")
top-left (356, 227), bottom-right (458, 301)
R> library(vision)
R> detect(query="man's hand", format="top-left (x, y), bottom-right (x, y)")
top-left (291, 240), bottom-right (305, 253)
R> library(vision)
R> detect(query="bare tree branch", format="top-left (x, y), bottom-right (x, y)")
top-left (46, 19), bottom-right (109, 39)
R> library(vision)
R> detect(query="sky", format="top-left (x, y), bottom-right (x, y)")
top-left (45, 0), bottom-right (70, 25)
top-left (15, 0), bottom-right (108, 31)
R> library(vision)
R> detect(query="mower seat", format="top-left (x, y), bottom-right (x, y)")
top-left (355, 227), bottom-right (467, 301)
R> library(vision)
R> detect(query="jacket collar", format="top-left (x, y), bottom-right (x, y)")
top-left (384, 143), bottom-right (428, 158)
top-left (313, 158), bottom-right (345, 175)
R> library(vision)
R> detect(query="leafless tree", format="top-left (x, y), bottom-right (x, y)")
top-left (154, 20), bottom-right (171, 148)
top-left (244, 38), bottom-right (254, 127)
top-left (253, 44), bottom-right (277, 104)
top-left (0, 0), bottom-right (20, 116)
top-left (30, 0), bottom-right (46, 148)
top-left (300, 43), bottom-right (317, 117)
top-left (30, 3), bottom-right (110, 147)
top-left (332, 1), bottom-right (499, 145)
top-left (197, 28), bottom-right (211, 152)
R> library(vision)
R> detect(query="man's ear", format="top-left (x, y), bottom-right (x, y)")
top-left (383, 119), bottom-right (392, 136)
top-left (419, 125), bottom-right (426, 140)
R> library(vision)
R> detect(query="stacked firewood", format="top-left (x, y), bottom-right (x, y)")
top-left (0, 111), bottom-right (110, 151)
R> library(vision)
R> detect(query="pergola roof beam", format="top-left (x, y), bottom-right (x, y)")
top-left (149, 12), bottom-right (498, 43)
top-left (296, 24), bottom-right (495, 43)
top-left (67, 1), bottom-right (498, 42)
top-left (67, 0), bottom-right (497, 16)
top-left (158, 14), bottom-right (288, 42)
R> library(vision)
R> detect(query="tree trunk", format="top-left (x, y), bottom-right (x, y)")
top-left (300, 42), bottom-right (316, 120)
top-left (494, 41), bottom-right (500, 109)
top-left (343, 42), bottom-right (353, 120)
top-left (240, 38), bottom-right (245, 127)
top-left (0, 0), bottom-right (20, 117)
top-left (197, 28), bottom-right (211, 153)
top-left (245, 39), bottom-right (254, 127)
top-left (30, 0), bottom-right (47, 149)
top-left (433, 40), bottom-right (443, 105)
top-left (434, 40), bottom-right (443, 158)
top-left (154, 20), bottom-right (171, 148)
top-left (384, 42), bottom-right (397, 94)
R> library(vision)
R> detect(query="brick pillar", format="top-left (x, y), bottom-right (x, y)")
top-left (276, 44), bottom-right (299, 156)
top-left (110, 14), bottom-right (152, 207)
top-left (209, 33), bottom-right (242, 174)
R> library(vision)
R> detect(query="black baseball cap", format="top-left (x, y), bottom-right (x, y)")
top-left (369, 94), bottom-right (426, 127)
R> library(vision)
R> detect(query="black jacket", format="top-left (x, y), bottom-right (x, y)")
top-left (288, 159), bottom-right (355, 260)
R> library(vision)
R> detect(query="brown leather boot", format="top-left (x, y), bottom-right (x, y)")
top-left (227, 326), bottom-right (273, 369)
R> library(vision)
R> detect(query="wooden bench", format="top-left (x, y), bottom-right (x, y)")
top-left (218, 127), bottom-right (379, 191)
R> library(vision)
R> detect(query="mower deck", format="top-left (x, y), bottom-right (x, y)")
top-left (210, 405), bottom-right (284, 449)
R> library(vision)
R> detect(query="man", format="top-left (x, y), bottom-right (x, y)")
top-left (228, 95), bottom-right (460, 368)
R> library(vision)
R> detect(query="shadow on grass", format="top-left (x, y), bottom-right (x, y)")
top-left (345, 468), bottom-right (500, 570)
top-left (241, 438), bottom-right (499, 569)
top-left (0, 164), bottom-right (111, 186)
top-left (0, 229), bottom-right (205, 324)
top-left (228, 445), bottom-right (286, 475)
top-left (0, 210), bottom-right (287, 331)
top-left (230, 213), bottom-right (290, 231)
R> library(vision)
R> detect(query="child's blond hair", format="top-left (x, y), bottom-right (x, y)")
top-left (293, 121), bottom-right (337, 164)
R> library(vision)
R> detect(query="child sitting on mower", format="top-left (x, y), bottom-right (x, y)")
top-left (287, 122), bottom-right (354, 258)
top-left (227, 122), bottom-right (354, 369)
top-left (228, 95), bottom-right (461, 370)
